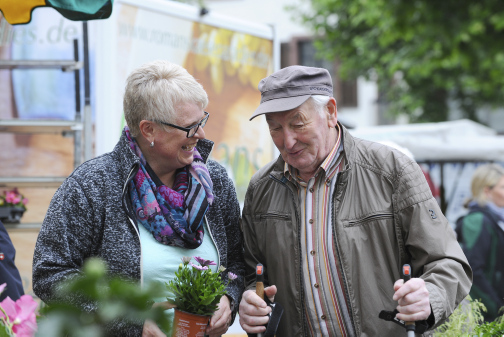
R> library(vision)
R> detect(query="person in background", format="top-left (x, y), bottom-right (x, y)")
top-left (239, 65), bottom-right (472, 336)
top-left (456, 163), bottom-right (504, 321)
top-left (0, 219), bottom-right (24, 301)
top-left (33, 60), bottom-right (244, 337)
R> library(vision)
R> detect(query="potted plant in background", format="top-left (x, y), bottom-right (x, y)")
top-left (166, 256), bottom-right (237, 337)
top-left (0, 188), bottom-right (28, 224)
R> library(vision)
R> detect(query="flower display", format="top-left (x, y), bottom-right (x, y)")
top-left (0, 189), bottom-right (28, 210)
top-left (166, 256), bottom-right (236, 316)
top-left (0, 283), bottom-right (38, 337)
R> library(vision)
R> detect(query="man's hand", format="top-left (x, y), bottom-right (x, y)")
top-left (393, 277), bottom-right (431, 321)
top-left (239, 286), bottom-right (277, 334)
top-left (206, 295), bottom-right (232, 337)
top-left (142, 319), bottom-right (166, 337)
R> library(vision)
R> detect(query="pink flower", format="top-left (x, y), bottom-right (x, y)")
top-left (228, 272), bottom-right (238, 281)
top-left (194, 256), bottom-right (216, 267)
top-left (190, 262), bottom-right (208, 271)
top-left (0, 294), bottom-right (38, 337)
top-left (22, 198), bottom-right (29, 205)
top-left (5, 191), bottom-right (17, 204)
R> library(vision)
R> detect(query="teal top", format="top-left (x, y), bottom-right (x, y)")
top-left (139, 219), bottom-right (219, 334)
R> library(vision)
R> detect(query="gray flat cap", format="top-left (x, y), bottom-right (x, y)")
top-left (250, 65), bottom-right (333, 120)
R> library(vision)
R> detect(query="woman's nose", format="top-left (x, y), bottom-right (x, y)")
top-left (193, 125), bottom-right (206, 139)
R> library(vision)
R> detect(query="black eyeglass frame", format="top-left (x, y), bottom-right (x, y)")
top-left (154, 111), bottom-right (209, 138)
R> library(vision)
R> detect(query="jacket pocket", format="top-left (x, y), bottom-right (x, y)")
top-left (345, 212), bottom-right (394, 227)
top-left (259, 212), bottom-right (291, 221)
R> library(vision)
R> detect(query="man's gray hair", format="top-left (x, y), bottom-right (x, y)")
top-left (123, 60), bottom-right (208, 137)
top-left (309, 95), bottom-right (334, 116)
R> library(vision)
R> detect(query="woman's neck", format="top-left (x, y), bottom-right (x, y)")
top-left (137, 141), bottom-right (176, 188)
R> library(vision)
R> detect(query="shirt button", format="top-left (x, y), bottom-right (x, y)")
top-left (309, 219), bottom-right (314, 224)
top-left (310, 250), bottom-right (316, 256)
top-left (309, 187), bottom-right (314, 193)
top-left (321, 315), bottom-right (326, 320)
top-left (314, 283), bottom-right (319, 288)
top-left (326, 179), bottom-right (331, 185)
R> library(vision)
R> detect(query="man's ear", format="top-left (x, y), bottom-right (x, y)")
top-left (326, 97), bottom-right (338, 127)
top-left (139, 120), bottom-right (156, 142)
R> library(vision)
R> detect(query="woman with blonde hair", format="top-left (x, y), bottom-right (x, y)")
top-left (456, 163), bottom-right (504, 321)
top-left (33, 60), bottom-right (243, 336)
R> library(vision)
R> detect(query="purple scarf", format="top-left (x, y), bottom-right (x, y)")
top-left (125, 127), bottom-right (214, 249)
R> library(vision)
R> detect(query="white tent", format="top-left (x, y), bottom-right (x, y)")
top-left (349, 119), bottom-right (504, 162)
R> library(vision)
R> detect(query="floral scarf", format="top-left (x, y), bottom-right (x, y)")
top-left (125, 127), bottom-right (214, 249)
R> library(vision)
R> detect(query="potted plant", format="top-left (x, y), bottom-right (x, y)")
top-left (0, 188), bottom-right (28, 224)
top-left (166, 256), bottom-right (237, 337)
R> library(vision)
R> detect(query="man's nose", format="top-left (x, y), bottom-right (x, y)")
top-left (283, 129), bottom-right (297, 150)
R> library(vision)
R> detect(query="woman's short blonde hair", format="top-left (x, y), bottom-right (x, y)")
top-left (470, 163), bottom-right (504, 206)
top-left (123, 60), bottom-right (208, 137)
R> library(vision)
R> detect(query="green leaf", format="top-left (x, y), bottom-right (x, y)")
top-left (0, 323), bottom-right (13, 337)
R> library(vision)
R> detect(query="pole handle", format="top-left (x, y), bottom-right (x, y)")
top-left (402, 264), bottom-right (415, 332)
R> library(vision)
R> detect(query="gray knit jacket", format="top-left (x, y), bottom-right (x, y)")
top-left (32, 131), bottom-right (244, 336)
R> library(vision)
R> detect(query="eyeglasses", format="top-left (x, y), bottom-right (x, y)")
top-left (154, 111), bottom-right (209, 138)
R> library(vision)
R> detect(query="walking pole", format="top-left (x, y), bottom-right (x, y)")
top-left (402, 264), bottom-right (416, 337)
top-left (256, 263), bottom-right (265, 337)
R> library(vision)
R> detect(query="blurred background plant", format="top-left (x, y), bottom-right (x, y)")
top-left (434, 296), bottom-right (504, 336)
top-left (0, 189), bottom-right (28, 210)
top-left (36, 258), bottom-right (171, 337)
top-left (292, 0), bottom-right (504, 123)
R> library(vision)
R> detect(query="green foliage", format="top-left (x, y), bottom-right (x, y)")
top-left (434, 297), bottom-right (504, 336)
top-left (293, 0), bottom-right (504, 122)
top-left (36, 258), bottom-right (171, 337)
top-left (166, 259), bottom-right (228, 316)
top-left (0, 323), bottom-right (14, 337)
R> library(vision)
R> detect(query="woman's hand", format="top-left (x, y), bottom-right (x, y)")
top-left (142, 301), bottom-right (175, 337)
top-left (205, 295), bottom-right (232, 337)
top-left (142, 319), bottom-right (166, 337)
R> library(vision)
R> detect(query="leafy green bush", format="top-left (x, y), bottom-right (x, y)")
top-left (36, 258), bottom-right (171, 337)
top-left (435, 296), bottom-right (504, 337)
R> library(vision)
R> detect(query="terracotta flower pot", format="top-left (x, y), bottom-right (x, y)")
top-left (171, 308), bottom-right (210, 337)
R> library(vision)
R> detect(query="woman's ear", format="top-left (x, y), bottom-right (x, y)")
top-left (483, 186), bottom-right (492, 201)
top-left (139, 120), bottom-right (155, 142)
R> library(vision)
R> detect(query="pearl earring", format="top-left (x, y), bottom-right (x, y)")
top-left (150, 141), bottom-right (154, 148)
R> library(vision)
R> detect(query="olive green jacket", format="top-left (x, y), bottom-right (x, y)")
top-left (242, 124), bottom-right (472, 336)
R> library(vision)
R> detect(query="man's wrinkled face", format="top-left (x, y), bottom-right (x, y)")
top-left (266, 98), bottom-right (337, 181)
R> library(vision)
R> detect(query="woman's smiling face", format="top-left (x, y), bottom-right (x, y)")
top-left (151, 101), bottom-right (207, 173)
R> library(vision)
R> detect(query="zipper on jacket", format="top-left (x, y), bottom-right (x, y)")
top-left (347, 213), bottom-right (394, 226)
top-left (204, 215), bottom-right (221, 269)
top-left (269, 174), bottom-right (307, 335)
top-left (122, 164), bottom-right (144, 285)
top-left (259, 212), bottom-right (290, 221)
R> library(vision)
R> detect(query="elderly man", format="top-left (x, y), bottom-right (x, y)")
top-left (239, 66), bottom-right (472, 336)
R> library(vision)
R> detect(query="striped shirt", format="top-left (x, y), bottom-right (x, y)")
top-left (284, 124), bottom-right (355, 337)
